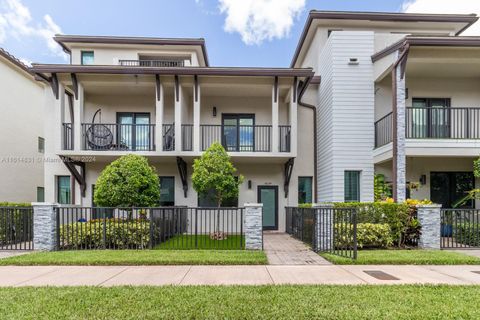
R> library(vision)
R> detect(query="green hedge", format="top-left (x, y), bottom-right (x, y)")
top-left (335, 223), bottom-right (393, 249)
top-left (455, 224), bottom-right (480, 247)
top-left (0, 202), bottom-right (32, 207)
top-left (334, 202), bottom-right (419, 247)
top-left (0, 206), bottom-right (33, 243)
top-left (59, 219), bottom-right (150, 249)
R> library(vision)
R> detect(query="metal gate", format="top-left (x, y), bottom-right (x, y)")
top-left (286, 206), bottom-right (357, 259)
top-left (0, 207), bottom-right (34, 250)
top-left (441, 209), bottom-right (480, 249)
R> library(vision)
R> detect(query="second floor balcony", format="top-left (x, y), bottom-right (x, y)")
top-left (62, 122), bottom-right (291, 153)
top-left (375, 107), bottom-right (480, 148)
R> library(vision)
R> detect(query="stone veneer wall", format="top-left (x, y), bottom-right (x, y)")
top-left (244, 203), bottom-right (263, 250)
top-left (417, 204), bottom-right (441, 249)
top-left (32, 203), bottom-right (58, 251)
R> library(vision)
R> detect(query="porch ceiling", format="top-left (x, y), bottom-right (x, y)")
top-left (406, 47), bottom-right (480, 78)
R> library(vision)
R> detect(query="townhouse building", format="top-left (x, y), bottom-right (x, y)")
top-left (0, 49), bottom-right (45, 202)
top-left (292, 11), bottom-right (480, 209)
top-left (30, 36), bottom-right (315, 231)
top-left (1, 10), bottom-right (479, 230)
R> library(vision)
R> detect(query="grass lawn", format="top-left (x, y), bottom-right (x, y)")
top-left (154, 234), bottom-right (244, 250)
top-left (0, 250), bottom-right (267, 266)
top-left (321, 249), bottom-right (480, 265)
top-left (1, 285), bottom-right (480, 319)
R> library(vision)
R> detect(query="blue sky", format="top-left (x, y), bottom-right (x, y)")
top-left (0, 0), bottom-right (476, 67)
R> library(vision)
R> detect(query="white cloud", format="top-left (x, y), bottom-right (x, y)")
top-left (218, 0), bottom-right (306, 45)
top-left (402, 0), bottom-right (480, 35)
top-left (0, 0), bottom-right (67, 59)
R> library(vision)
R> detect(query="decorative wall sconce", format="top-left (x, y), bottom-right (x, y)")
top-left (405, 88), bottom-right (409, 99)
top-left (212, 106), bottom-right (217, 117)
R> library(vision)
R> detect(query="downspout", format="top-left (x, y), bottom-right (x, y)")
top-left (297, 75), bottom-right (319, 203)
top-left (391, 43), bottom-right (410, 202)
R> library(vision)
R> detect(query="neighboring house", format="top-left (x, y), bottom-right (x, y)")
top-left (0, 48), bottom-right (45, 203)
top-left (30, 35), bottom-right (315, 231)
top-left (292, 11), bottom-right (480, 208)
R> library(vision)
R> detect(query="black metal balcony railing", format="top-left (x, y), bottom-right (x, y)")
top-left (162, 124), bottom-right (175, 151)
top-left (182, 124), bottom-right (193, 151)
top-left (62, 123), bottom-right (73, 150)
top-left (118, 60), bottom-right (185, 67)
top-left (279, 125), bottom-right (291, 152)
top-left (81, 123), bottom-right (155, 151)
top-left (374, 113), bottom-right (393, 148)
top-left (374, 107), bottom-right (480, 148)
top-left (200, 125), bottom-right (272, 152)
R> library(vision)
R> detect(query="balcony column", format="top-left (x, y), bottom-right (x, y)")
top-left (289, 83), bottom-right (297, 155)
top-left (193, 76), bottom-right (201, 152)
top-left (174, 76), bottom-right (182, 152)
top-left (155, 75), bottom-right (164, 152)
top-left (392, 55), bottom-right (407, 202)
top-left (54, 83), bottom-right (65, 152)
top-left (271, 77), bottom-right (279, 153)
top-left (73, 82), bottom-right (84, 151)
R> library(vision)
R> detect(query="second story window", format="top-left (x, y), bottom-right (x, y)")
top-left (38, 137), bottom-right (45, 153)
top-left (81, 51), bottom-right (94, 65)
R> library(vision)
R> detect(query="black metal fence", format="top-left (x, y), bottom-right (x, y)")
top-left (56, 207), bottom-right (245, 250)
top-left (163, 124), bottom-right (175, 151)
top-left (62, 123), bottom-right (73, 150)
top-left (0, 207), bottom-right (34, 250)
top-left (374, 112), bottom-right (393, 148)
top-left (200, 124), bottom-right (272, 152)
top-left (441, 209), bottom-right (480, 249)
top-left (81, 123), bottom-right (155, 151)
top-left (118, 59), bottom-right (185, 67)
top-left (182, 124), bottom-right (193, 151)
top-left (286, 206), bottom-right (357, 259)
top-left (279, 125), bottom-right (291, 152)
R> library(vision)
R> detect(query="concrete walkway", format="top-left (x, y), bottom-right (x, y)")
top-left (264, 232), bottom-right (330, 265)
top-left (2, 265), bottom-right (480, 286)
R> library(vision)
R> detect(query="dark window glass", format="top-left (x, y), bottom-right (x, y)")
top-left (38, 137), bottom-right (45, 153)
top-left (344, 171), bottom-right (360, 202)
top-left (198, 177), bottom-right (239, 207)
top-left (298, 177), bottom-right (312, 204)
top-left (222, 114), bottom-right (254, 152)
top-left (431, 172), bottom-right (474, 208)
top-left (57, 176), bottom-right (71, 204)
top-left (36, 187), bottom-right (44, 202)
top-left (159, 176), bottom-right (175, 206)
top-left (81, 51), bottom-right (94, 65)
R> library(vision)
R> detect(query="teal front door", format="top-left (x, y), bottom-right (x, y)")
top-left (258, 186), bottom-right (278, 230)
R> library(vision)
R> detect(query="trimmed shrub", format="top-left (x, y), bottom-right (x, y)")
top-left (59, 219), bottom-right (150, 249)
top-left (335, 223), bottom-right (393, 249)
top-left (334, 202), bottom-right (420, 247)
top-left (454, 224), bottom-right (480, 247)
top-left (0, 206), bottom-right (33, 244)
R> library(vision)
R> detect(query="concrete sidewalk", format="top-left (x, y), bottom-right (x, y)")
top-left (2, 265), bottom-right (480, 286)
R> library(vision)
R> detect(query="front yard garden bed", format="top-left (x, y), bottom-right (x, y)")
top-left (1, 285), bottom-right (480, 319)
top-left (320, 249), bottom-right (480, 265)
top-left (0, 250), bottom-right (267, 266)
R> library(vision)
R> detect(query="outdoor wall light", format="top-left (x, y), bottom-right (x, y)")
top-left (248, 180), bottom-right (252, 189)
top-left (405, 88), bottom-right (409, 99)
top-left (348, 58), bottom-right (359, 65)
top-left (419, 174), bottom-right (427, 185)
top-left (212, 106), bottom-right (217, 117)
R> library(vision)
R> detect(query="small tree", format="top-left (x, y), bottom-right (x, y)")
top-left (94, 154), bottom-right (160, 211)
top-left (192, 142), bottom-right (244, 239)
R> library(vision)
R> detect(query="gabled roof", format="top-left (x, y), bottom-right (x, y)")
top-left (290, 10), bottom-right (479, 67)
top-left (371, 36), bottom-right (480, 62)
top-left (54, 34), bottom-right (210, 66)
